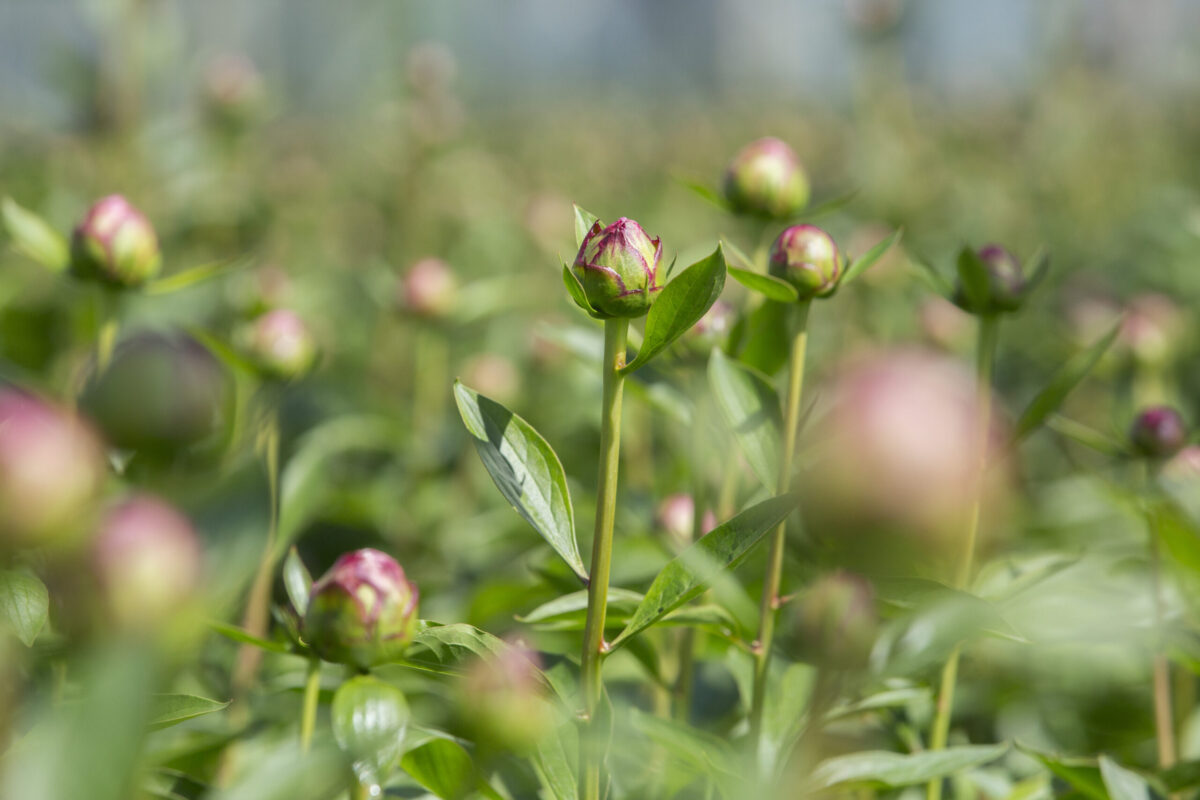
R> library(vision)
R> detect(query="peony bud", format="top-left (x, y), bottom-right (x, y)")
top-left (70, 195), bottom-right (162, 288)
top-left (91, 496), bottom-right (202, 631)
top-left (1121, 293), bottom-right (1185, 367)
top-left (304, 549), bottom-right (419, 669)
top-left (201, 53), bottom-right (265, 131)
top-left (461, 641), bottom-right (554, 751)
top-left (0, 390), bottom-right (105, 550)
top-left (768, 224), bottom-right (841, 301)
top-left (656, 493), bottom-right (717, 550)
top-left (722, 137), bottom-right (810, 219)
top-left (796, 571), bottom-right (877, 669)
top-left (245, 309), bottom-right (317, 380)
top-left (953, 244), bottom-right (1025, 314)
top-left (1129, 406), bottom-right (1188, 460)
top-left (572, 217), bottom-right (662, 318)
top-left (399, 258), bottom-right (457, 318)
top-left (82, 332), bottom-right (231, 459)
top-left (687, 300), bottom-right (734, 351)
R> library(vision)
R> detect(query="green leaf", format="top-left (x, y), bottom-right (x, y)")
top-left (208, 621), bottom-right (293, 654)
top-left (1099, 756), bottom-right (1150, 800)
top-left (842, 228), bottom-right (903, 286)
top-left (1, 197), bottom-right (69, 272)
top-left (1023, 247), bottom-right (1051, 298)
top-left (573, 204), bottom-right (599, 248)
top-left (806, 744), bottom-right (1008, 791)
top-left (955, 246), bottom-right (992, 312)
top-left (631, 709), bottom-right (740, 785)
top-left (675, 175), bottom-right (728, 211)
top-left (733, 299), bottom-right (791, 375)
top-left (801, 189), bottom-right (860, 220)
top-left (453, 381), bottom-right (586, 582)
top-left (1018, 746), bottom-right (1107, 800)
top-left (142, 255), bottom-right (251, 296)
top-left (0, 568), bottom-right (49, 647)
top-left (517, 588), bottom-right (644, 624)
top-left (1012, 320), bottom-right (1121, 443)
top-left (332, 676), bottom-right (409, 790)
top-left (534, 725), bottom-right (579, 800)
top-left (726, 266), bottom-right (798, 302)
top-left (1160, 759), bottom-right (1200, 792)
top-left (910, 254), bottom-right (954, 297)
top-left (622, 245), bottom-right (727, 374)
top-left (561, 262), bottom-right (602, 318)
top-left (402, 737), bottom-right (503, 800)
top-left (611, 494), bottom-right (797, 648)
top-left (211, 741), bottom-right (346, 800)
top-left (708, 349), bottom-right (783, 491)
top-left (283, 548), bottom-right (312, 617)
top-left (147, 694), bottom-right (230, 731)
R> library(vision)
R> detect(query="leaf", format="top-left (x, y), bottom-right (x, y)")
top-left (147, 694), bottom-right (230, 731)
top-left (1012, 320), bottom-right (1121, 443)
top-left (910, 254), bottom-right (954, 297)
top-left (674, 175), bottom-right (729, 211)
top-left (517, 588), bottom-right (644, 624)
top-left (142, 255), bottom-right (252, 296)
top-left (1023, 247), bottom-right (1051, 298)
top-left (283, 548), bottom-right (312, 617)
top-left (727, 266), bottom-right (799, 302)
top-left (611, 494), bottom-right (797, 648)
top-left (1, 197), bottom-right (69, 272)
top-left (631, 709), bottom-right (740, 785)
top-left (1099, 756), bottom-right (1150, 800)
top-left (401, 737), bottom-right (503, 800)
top-left (622, 245), bottom-right (727, 373)
top-left (955, 246), bottom-right (992, 312)
top-left (1018, 746), bottom-right (1107, 800)
top-left (534, 725), bottom-right (579, 800)
top-left (842, 228), bottom-right (903, 285)
top-left (332, 676), bottom-right (409, 790)
top-left (0, 569), bottom-right (49, 647)
top-left (573, 204), bottom-right (599, 249)
top-left (734, 299), bottom-right (791, 375)
top-left (561, 262), bottom-right (602, 318)
top-left (708, 349), bottom-right (782, 491)
top-left (801, 189), bottom-right (860, 219)
top-left (208, 621), bottom-right (293, 654)
top-left (806, 744), bottom-right (1008, 791)
top-left (454, 382), bottom-right (586, 582)
top-left (211, 741), bottom-right (346, 800)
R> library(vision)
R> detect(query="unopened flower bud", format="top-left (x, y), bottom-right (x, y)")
top-left (1121, 293), bottom-right (1185, 366)
top-left (796, 571), bottom-right (877, 669)
top-left (399, 258), bottom-right (457, 318)
top-left (768, 224), bottom-right (841, 300)
top-left (953, 244), bottom-right (1025, 314)
top-left (656, 493), bottom-right (717, 550)
top-left (304, 548), bottom-right (419, 669)
top-left (70, 195), bottom-right (162, 287)
top-left (91, 496), bottom-right (202, 631)
top-left (461, 642), bottom-right (554, 751)
top-left (202, 54), bottom-right (265, 130)
top-left (82, 332), bottom-right (231, 459)
top-left (0, 390), bottom-right (105, 550)
top-left (722, 138), bottom-right (810, 219)
top-left (245, 309), bottom-right (317, 380)
top-left (1129, 406), bottom-right (1187, 460)
top-left (688, 300), bottom-right (734, 351)
top-left (572, 217), bottom-right (662, 318)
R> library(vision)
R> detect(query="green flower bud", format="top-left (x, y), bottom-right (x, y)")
top-left (722, 137), bottom-right (810, 219)
top-left (768, 224), bottom-right (841, 300)
top-left (245, 309), bottom-right (317, 380)
top-left (304, 548), bottom-right (419, 669)
top-left (1129, 406), bottom-right (1187, 460)
top-left (796, 571), bottom-right (877, 669)
top-left (953, 244), bottom-right (1025, 314)
top-left (572, 217), bottom-right (662, 318)
top-left (70, 195), bottom-right (162, 287)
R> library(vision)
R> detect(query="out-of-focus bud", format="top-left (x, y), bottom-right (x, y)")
top-left (304, 548), bottom-right (420, 669)
top-left (1121, 293), bottom-right (1185, 366)
top-left (70, 195), bottom-right (162, 288)
top-left (572, 217), bottom-right (662, 318)
top-left (796, 571), bottom-right (877, 669)
top-left (460, 641), bottom-right (554, 752)
top-left (1063, 286), bottom-right (1121, 350)
top-left (656, 493), bottom-right (718, 551)
top-left (201, 54), bottom-right (265, 130)
top-left (0, 390), bottom-right (105, 550)
top-left (405, 42), bottom-right (457, 97)
top-left (722, 138), bottom-right (810, 219)
top-left (1129, 406), bottom-right (1188, 460)
top-left (768, 225), bottom-right (841, 301)
top-left (398, 258), bottom-right (458, 318)
top-left (844, 0), bottom-right (905, 35)
top-left (82, 332), bottom-right (231, 459)
top-left (953, 244), bottom-right (1025, 314)
top-left (91, 495), bottom-right (202, 631)
top-left (244, 309), bottom-right (317, 380)
top-left (918, 296), bottom-right (972, 351)
top-left (687, 300), bottom-right (734, 352)
top-left (462, 354), bottom-right (520, 405)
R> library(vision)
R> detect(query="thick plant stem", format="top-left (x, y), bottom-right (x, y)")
top-left (749, 301), bottom-right (811, 753)
top-left (579, 318), bottom-right (629, 800)
top-left (300, 657), bottom-right (321, 753)
top-left (927, 314), bottom-right (999, 800)
top-left (1146, 467), bottom-right (1177, 768)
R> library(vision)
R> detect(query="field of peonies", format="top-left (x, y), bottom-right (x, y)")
top-left (2, 5), bottom-right (1200, 800)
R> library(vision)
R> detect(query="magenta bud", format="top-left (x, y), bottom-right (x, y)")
top-left (953, 244), bottom-right (1025, 314)
top-left (70, 195), bottom-right (162, 287)
top-left (768, 224), bottom-right (841, 300)
top-left (722, 137), bottom-right (810, 219)
top-left (572, 217), bottom-right (662, 318)
top-left (0, 390), bottom-right (106, 550)
top-left (1129, 406), bottom-right (1188, 460)
top-left (246, 309), bottom-right (317, 380)
top-left (399, 258), bottom-right (458, 318)
top-left (461, 641), bottom-right (554, 751)
top-left (304, 549), bottom-right (420, 669)
top-left (92, 496), bottom-right (202, 630)
top-left (797, 571), bottom-right (878, 669)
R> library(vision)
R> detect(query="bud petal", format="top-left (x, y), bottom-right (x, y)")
top-left (70, 195), bottom-right (162, 287)
top-left (768, 224), bottom-right (841, 300)
top-left (722, 138), bottom-right (810, 219)
top-left (1129, 406), bottom-right (1188, 460)
top-left (245, 309), bottom-right (317, 380)
top-left (571, 217), bottom-right (662, 318)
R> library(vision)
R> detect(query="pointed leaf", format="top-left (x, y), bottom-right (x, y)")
top-left (208, 621), bottom-right (293, 654)
top-left (801, 189), bottom-right (860, 220)
top-left (1012, 320), bottom-right (1121, 443)
top-left (842, 228), bottom-right (903, 286)
top-left (807, 744), bottom-right (1008, 791)
top-left (0, 569), bottom-right (49, 647)
top-left (956, 246), bottom-right (992, 312)
top-left (675, 175), bottom-right (729, 211)
top-left (332, 676), bottom-right (409, 790)
top-left (283, 548), bottom-right (312, 617)
top-left (611, 493), bottom-right (797, 648)
top-left (910, 255), bottom-right (954, 297)
top-left (454, 382), bottom-right (586, 582)
top-left (1099, 756), bottom-right (1150, 800)
top-left (573, 205), bottom-right (599, 249)
top-left (727, 266), bottom-right (799, 302)
top-left (401, 737), bottom-right (503, 800)
top-left (518, 588), bottom-right (644, 624)
top-left (1022, 247), bottom-right (1051, 298)
top-left (148, 694), bottom-right (231, 731)
top-left (141, 255), bottom-right (251, 296)
top-left (1017, 746), bottom-right (1107, 800)
top-left (561, 262), bottom-right (602, 318)
top-left (708, 349), bottom-right (782, 491)
top-left (735, 299), bottom-right (791, 375)
top-left (622, 245), bottom-right (727, 374)
top-left (1, 197), bottom-right (69, 272)
top-left (534, 725), bottom-right (579, 800)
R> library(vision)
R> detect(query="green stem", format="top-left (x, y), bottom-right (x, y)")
top-left (300, 657), bottom-right (321, 752)
top-left (1146, 464), bottom-right (1177, 768)
top-left (579, 318), bottom-right (629, 800)
top-left (927, 314), bottom-right (999, 800)
top-left (749, 301), bottom-right (810, 753)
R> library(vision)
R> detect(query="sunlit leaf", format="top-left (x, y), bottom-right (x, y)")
top-left (806, 744), bottom-right (1008, 791)
top-left (148, 694), bottom-right (231, 731)
top-left (0, 568), bottom-right (49, 647)
top-left (1, 196), bottom-right (68, 272)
